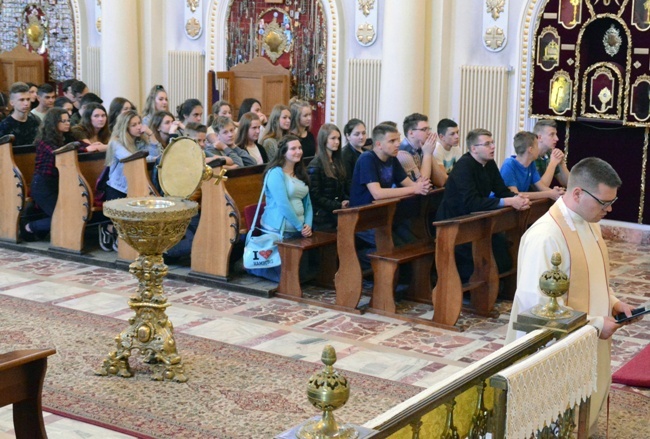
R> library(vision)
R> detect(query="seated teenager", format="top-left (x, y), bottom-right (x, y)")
top-left (500, 131), bottom-right (565, 201)
top-left (247, 135), bottom-right (313, 282)
top-left (235, 112), bottom-right (268, 166)
top-left (70, 102), bottom-right (111, 152)
top-left (341, 118), bottom-right (368, 192)
top-left (54, 96), bottom-right (74, 116)
top-left (142, 85), bottom-right (168, 126)
top-left (177, 98), bottom-right (203, 129)
top-left (31, 84), bottom-right (56, 122)
top-left (108, 97), bottom-right (136, 131)
top-left (70, 91), bottom-right (100, 126)
top-left (307, 123), bottom-right (349, 231)
top-left (289, 99), bottom-right (316, 157)
top-left (260, 104), bottom-right (291, 159)
top-left (21, 108), bottom-right (74, 241)
top-left (149, 111), bottom-right (182, 150)
top-left (350, 124), bottom-right (431, 266)
top-left (238, 98), bottom-right (268, 138)
top-left (397, 113), bottom-right (447, 187)
top-left (100, 110), bottom-right (161, 251)
top-left (0, 82), bottom-right (41, 145)
top-left (26, 82), bottom-right (38, 110)
top-left (205, 116), bottom-right (246, 170)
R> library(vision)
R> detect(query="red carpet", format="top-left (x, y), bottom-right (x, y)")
top-left (612, 343), bottom-right (650, 388)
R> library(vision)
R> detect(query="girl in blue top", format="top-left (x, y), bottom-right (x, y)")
top-left (247, 135), bottom-right (313, 282)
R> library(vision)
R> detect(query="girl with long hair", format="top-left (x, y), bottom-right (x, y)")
top-left (247, 135), bottom-right (313, 282)
top-left (100, 111), bottom-right (161, 251)
top-left (206, 100), bottom-right (234, 127)
top-left (70, 102), bottom-right (111, 152)
top-left (341, 118), bottom-right (368, 188)
top-left (21, 108), bottom-right (75, 241)
top-left (142, 85), bottom-right (168, 126)
top-left (307, 124), bottom-right (349, 231)
top-left (108, 97), bottom-right (135, 131)
top-left (289, 99), bottom-right (316, 157)
top-left (149, 111), bottom-right (182, 150)
top-left (260, 104), bottom-right (291, 159)
top-left (234, 112), bottom-right (268, 165)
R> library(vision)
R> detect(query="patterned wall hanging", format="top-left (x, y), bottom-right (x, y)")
top-left (355, 0), bottom-right (377, 47)
top-left (483, 0), bottom-right (508, 52)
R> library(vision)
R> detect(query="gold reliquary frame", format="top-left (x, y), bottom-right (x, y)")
top-left (580, 62), bottom-right (623, 120)
top-left (537, 26), bottom-right (561, 72)
top-left (631, 0), bottom-right (650, 32)
top-left (261, 10), bottom-right (291, 64)
top-left (630, 74), bottom-right (650, 122)
top-left (558, 0), bottom-right (583, 30)
top-left (550, 70), bottom-right (573, 115)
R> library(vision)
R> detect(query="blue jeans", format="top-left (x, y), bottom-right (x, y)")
top-left (28, 174), bottom-right (58, 234)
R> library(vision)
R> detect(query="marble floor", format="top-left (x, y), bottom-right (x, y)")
top-left (0, 237), bottom-right (648, 438)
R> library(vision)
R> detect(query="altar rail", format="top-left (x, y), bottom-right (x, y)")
top-left (361, 328), bottom-right (593, 438)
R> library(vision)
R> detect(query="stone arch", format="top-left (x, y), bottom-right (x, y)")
top-left (206, 0), bottom-right (342, 123)
top-left (69, 0), bottom-right (83, 79)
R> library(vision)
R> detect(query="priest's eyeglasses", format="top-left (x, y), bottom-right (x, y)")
top-left (582, 188), bottom-right (618, 209)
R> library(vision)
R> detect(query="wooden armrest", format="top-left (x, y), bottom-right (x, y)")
top-left (0, 349), bottom-right (56, 372)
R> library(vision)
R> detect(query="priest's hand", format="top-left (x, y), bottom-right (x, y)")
top-left (599, 316), bottom-right (620, 340)
top-left (612, 300), bottom-right (643, 325)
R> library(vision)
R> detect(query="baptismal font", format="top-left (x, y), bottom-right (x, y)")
top-left (96, 138), bottom-right (223, 382)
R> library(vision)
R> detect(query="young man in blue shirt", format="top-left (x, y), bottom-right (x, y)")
top-left (500, 131), bottom-right (564, 201)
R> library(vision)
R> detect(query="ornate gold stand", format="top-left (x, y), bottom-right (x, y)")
top-left (96, 197), bottom-right (198, 382)
top-left (298, 346), bottom-right (358, 439)
top-left (531, 252), bottom-right (573, 319)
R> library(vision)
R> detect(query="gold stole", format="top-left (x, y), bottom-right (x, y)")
top-left (548, 202), bottom-right (610, 314)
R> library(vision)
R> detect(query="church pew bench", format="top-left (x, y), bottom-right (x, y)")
top-left (333, 199), bottom-right (399, 313)
top-left (274, 231), bottom-right (338, 300)
top-left (190, 163), bottom-right (263, 280)
top-left (0, 135), bottom-right (24, 243)
top-left (0, 348), bottom-right (56, 439)
top-left (117, 150), bottom-right (160, 262)
top-left (50, 143), bottom-right (106, 254)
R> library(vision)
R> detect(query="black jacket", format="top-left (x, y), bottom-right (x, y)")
top-left (307, 156), bottom-right (348, 228)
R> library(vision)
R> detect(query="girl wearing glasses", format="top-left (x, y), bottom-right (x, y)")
top-left (21, 108), bottom-right (75, 241)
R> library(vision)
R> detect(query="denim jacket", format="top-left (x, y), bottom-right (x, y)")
top-left (106, 139), bottom-right (161, 194)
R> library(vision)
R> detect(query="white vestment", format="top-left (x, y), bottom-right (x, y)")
top-left (506, 198), bottom-right (619, 433)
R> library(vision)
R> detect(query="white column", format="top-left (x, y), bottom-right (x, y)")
top-left (100, 0), bottom-right (141, 106)
top-left (377, 0), bottom-right (427, 129)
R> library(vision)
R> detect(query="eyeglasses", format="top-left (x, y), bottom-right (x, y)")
top-left (473, 140), bottom-right (495, 147)
top-left (582, 188), bottom-right (618, 209)
top-left (412, 127), bottom-right (431, 132)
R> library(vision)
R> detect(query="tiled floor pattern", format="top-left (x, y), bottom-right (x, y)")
top-left (0, 239), bottom-right (648, 438)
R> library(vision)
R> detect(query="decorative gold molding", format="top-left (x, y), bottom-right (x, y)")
top-left (537, 25), bottom-right (560, 71)
top-left (550, 70), bottom-right (572, 115)
top-left (523, 0), bottom-right (544, 130)
top-left (639, 127), bottom-right (648, 223)
top-left (603, 24), bottom-right (622, 56)
top-left (358, 0), bottom-right (375, 17)
top-left (630, 74), bottom-right (650, 122)
top-left (558, 0), bottom-right (583, 30)
top-left (631, 0), bottom-right (650, 31)
top-left (580, 62), bottom-right (623, 119)
top-left (486, 0), bottom-right (506, 20)
top-left (261, 17), bottom-right (288, 63)
top-left (186, 17), bottom-right (201, 38)
top-left (564, 120), bottom-right (571, 162)
top-left (187, 0), bottom-right (199, 13)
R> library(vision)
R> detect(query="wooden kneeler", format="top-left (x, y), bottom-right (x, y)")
top-left (0, 135), bottom-right (23, 243)
top-left (0, 348), bottom-right (56, 439)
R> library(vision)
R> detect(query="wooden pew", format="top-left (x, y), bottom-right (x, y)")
top-left (430, 199), bottom-right (553, 331)
top-left (0, 135), bottom-right (23, 243)
top-left (117, 151), bottom-right (159, 262)
top-left (190, 161), bottom-right (240, 280)
top-left (333, 199), bottom-right (399, 313)
top-left (50, 143), bottom-right (105, 254)
top-left (0, 348), bottom-right (56, 439)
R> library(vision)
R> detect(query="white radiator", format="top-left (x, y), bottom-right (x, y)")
top-left (168, 51), bottom-right (205, 119)
top-left (86, 46), bottom-right (101, 95)
top-left (459, 65), bottom-right (510, 164)
top-left (347, 59), bottom-right (381, 130)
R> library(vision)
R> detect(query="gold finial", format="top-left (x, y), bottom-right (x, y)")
top-left (531, 252), bottom-right (573, 319)
top-left (297, 345), bottom-right (358, 439)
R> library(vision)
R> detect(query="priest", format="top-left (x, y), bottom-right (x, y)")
top-left (506, 157), bottom-right (636, 436)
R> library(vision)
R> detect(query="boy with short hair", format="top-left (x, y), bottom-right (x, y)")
top-left (0, 82), bottom-right (41, 145)
top-left (31, 84), bottom-right (56, 121)
top-left (206, 116), bottom-right (253, 169)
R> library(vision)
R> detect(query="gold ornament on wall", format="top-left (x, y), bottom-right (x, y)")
top-left (537, 26), bottom-right (560, 71)
top-left (186, 17), bottom-right (201, 38)
top-left (96, 16), bottom-right (102, 33)
top-left (358, 0), bottom-right (375, 17)
top-left (603, 24), bottom-right (622, 57)
top-left (25, 14), bottom-right (45, 52)
top-left (486, 0), bottom-right (506, 20)
top-left (187, 0), bottom-right (199, 13)
top-left (550, 70), bottom-right (572, 115)
top-left (262, 16), bottom-right (288, 63)
top-left (356, 23), bottom-right (375, 44)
